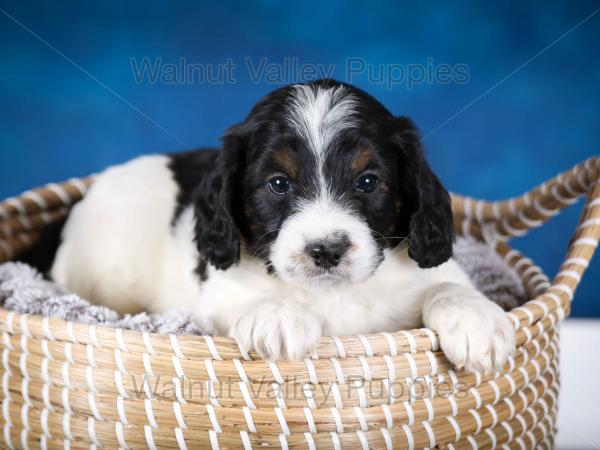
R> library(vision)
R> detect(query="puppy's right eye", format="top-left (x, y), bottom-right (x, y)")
top-left (355, 173), bottom-right (379, 193)
top-left (268, 176), bottom-right (292, 195)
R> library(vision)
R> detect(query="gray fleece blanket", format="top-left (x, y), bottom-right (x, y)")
top-left (0, 237), bottom-right (525, 335)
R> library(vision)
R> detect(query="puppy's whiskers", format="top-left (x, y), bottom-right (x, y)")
top-left (372, 230), bottom-right (409, 248)
top-left (255, 228), bottom-right (281, 244)
top-left (397, 237), bottom-right (411, 253)
top-left (250, 228), bottom-right (283, 259)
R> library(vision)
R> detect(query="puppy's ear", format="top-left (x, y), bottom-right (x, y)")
top-left (193, 123), bottom-right (249, 271)
top-left (392, 117), bottom-right (454, 268)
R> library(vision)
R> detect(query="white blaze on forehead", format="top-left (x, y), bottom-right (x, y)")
top-left (273, 85), bottom-right (380, 285)
top-left (286, 84), bottom-right (358, 159)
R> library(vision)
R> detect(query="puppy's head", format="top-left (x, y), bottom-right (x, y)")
top-left (194, 80), bottom-right (454, 285)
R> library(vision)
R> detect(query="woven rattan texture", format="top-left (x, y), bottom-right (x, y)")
top-left (0, 157), bottom-right (598, 449)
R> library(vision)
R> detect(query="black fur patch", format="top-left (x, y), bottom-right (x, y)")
top-left (168, 149), bottom-right (220, 223)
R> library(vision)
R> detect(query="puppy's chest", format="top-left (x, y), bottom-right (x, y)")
top-left (312, 274), bottom-right (425, 336)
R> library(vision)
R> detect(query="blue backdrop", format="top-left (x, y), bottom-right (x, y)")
top-left (1, 1), bottom-right (598, 316)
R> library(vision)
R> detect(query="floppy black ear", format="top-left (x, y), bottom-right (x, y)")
top-left (192, 124), bottom-right (248, 272)
top-left (392, 117), bottom-right (454, 268)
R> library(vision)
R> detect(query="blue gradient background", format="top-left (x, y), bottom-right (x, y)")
top-left (1, 1), bottom-right (598, 316)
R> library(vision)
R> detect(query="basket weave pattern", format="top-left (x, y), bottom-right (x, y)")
top-left (0, 158), bottom-right (598, 449)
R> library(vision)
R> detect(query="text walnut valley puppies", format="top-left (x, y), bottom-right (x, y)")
top-left (50, 80), bottom-right (515, 372)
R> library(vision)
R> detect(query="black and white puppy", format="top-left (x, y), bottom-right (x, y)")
top-left (52, 80), bottom-right (515, 372)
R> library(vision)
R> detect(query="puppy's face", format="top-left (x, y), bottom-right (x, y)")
top-left (240, 87), bottom-right (401, 286)
top-left (194, 80), bottom-right (454, 286)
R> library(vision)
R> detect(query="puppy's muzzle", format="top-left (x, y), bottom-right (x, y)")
top-left (305, 232), bottom-right (350, 269)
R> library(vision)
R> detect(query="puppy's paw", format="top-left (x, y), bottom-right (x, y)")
top-left (424, 285), bottom-right (516, 373)
top-left (229, 301), bottom-right (322, 361)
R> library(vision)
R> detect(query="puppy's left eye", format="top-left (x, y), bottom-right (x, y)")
top-left (355, 173), bottom-right (379, 193)
top-left (268, 176), bottom-right (292, 195)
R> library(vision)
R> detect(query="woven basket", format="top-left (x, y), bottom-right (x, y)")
top-left (0, 158), bottom-right (598, 450)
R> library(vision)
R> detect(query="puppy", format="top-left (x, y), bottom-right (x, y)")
top-left (51, 80), bottom-right (515, 372)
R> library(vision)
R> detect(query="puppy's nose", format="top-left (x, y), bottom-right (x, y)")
top-left (307, 235), bottom-right (350, 269)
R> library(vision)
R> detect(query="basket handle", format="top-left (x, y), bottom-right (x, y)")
top-left (453, 156), bottom-right (600, 305)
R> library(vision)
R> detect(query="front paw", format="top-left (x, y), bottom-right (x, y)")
top-left (229, 302), bottom-right (322, 361)
top-left (424, 285), bottom-right (516, 373)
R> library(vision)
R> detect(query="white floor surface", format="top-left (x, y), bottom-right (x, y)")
top-left (556, 319), bottom-right (600, 449)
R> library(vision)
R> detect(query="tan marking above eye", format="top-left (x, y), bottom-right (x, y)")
top-left (351, 146), bottom-right (374, 173)
top-left (394, 197), bottom-right (402, 212)
top-left (272, 149), bottom-right (298, 178)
